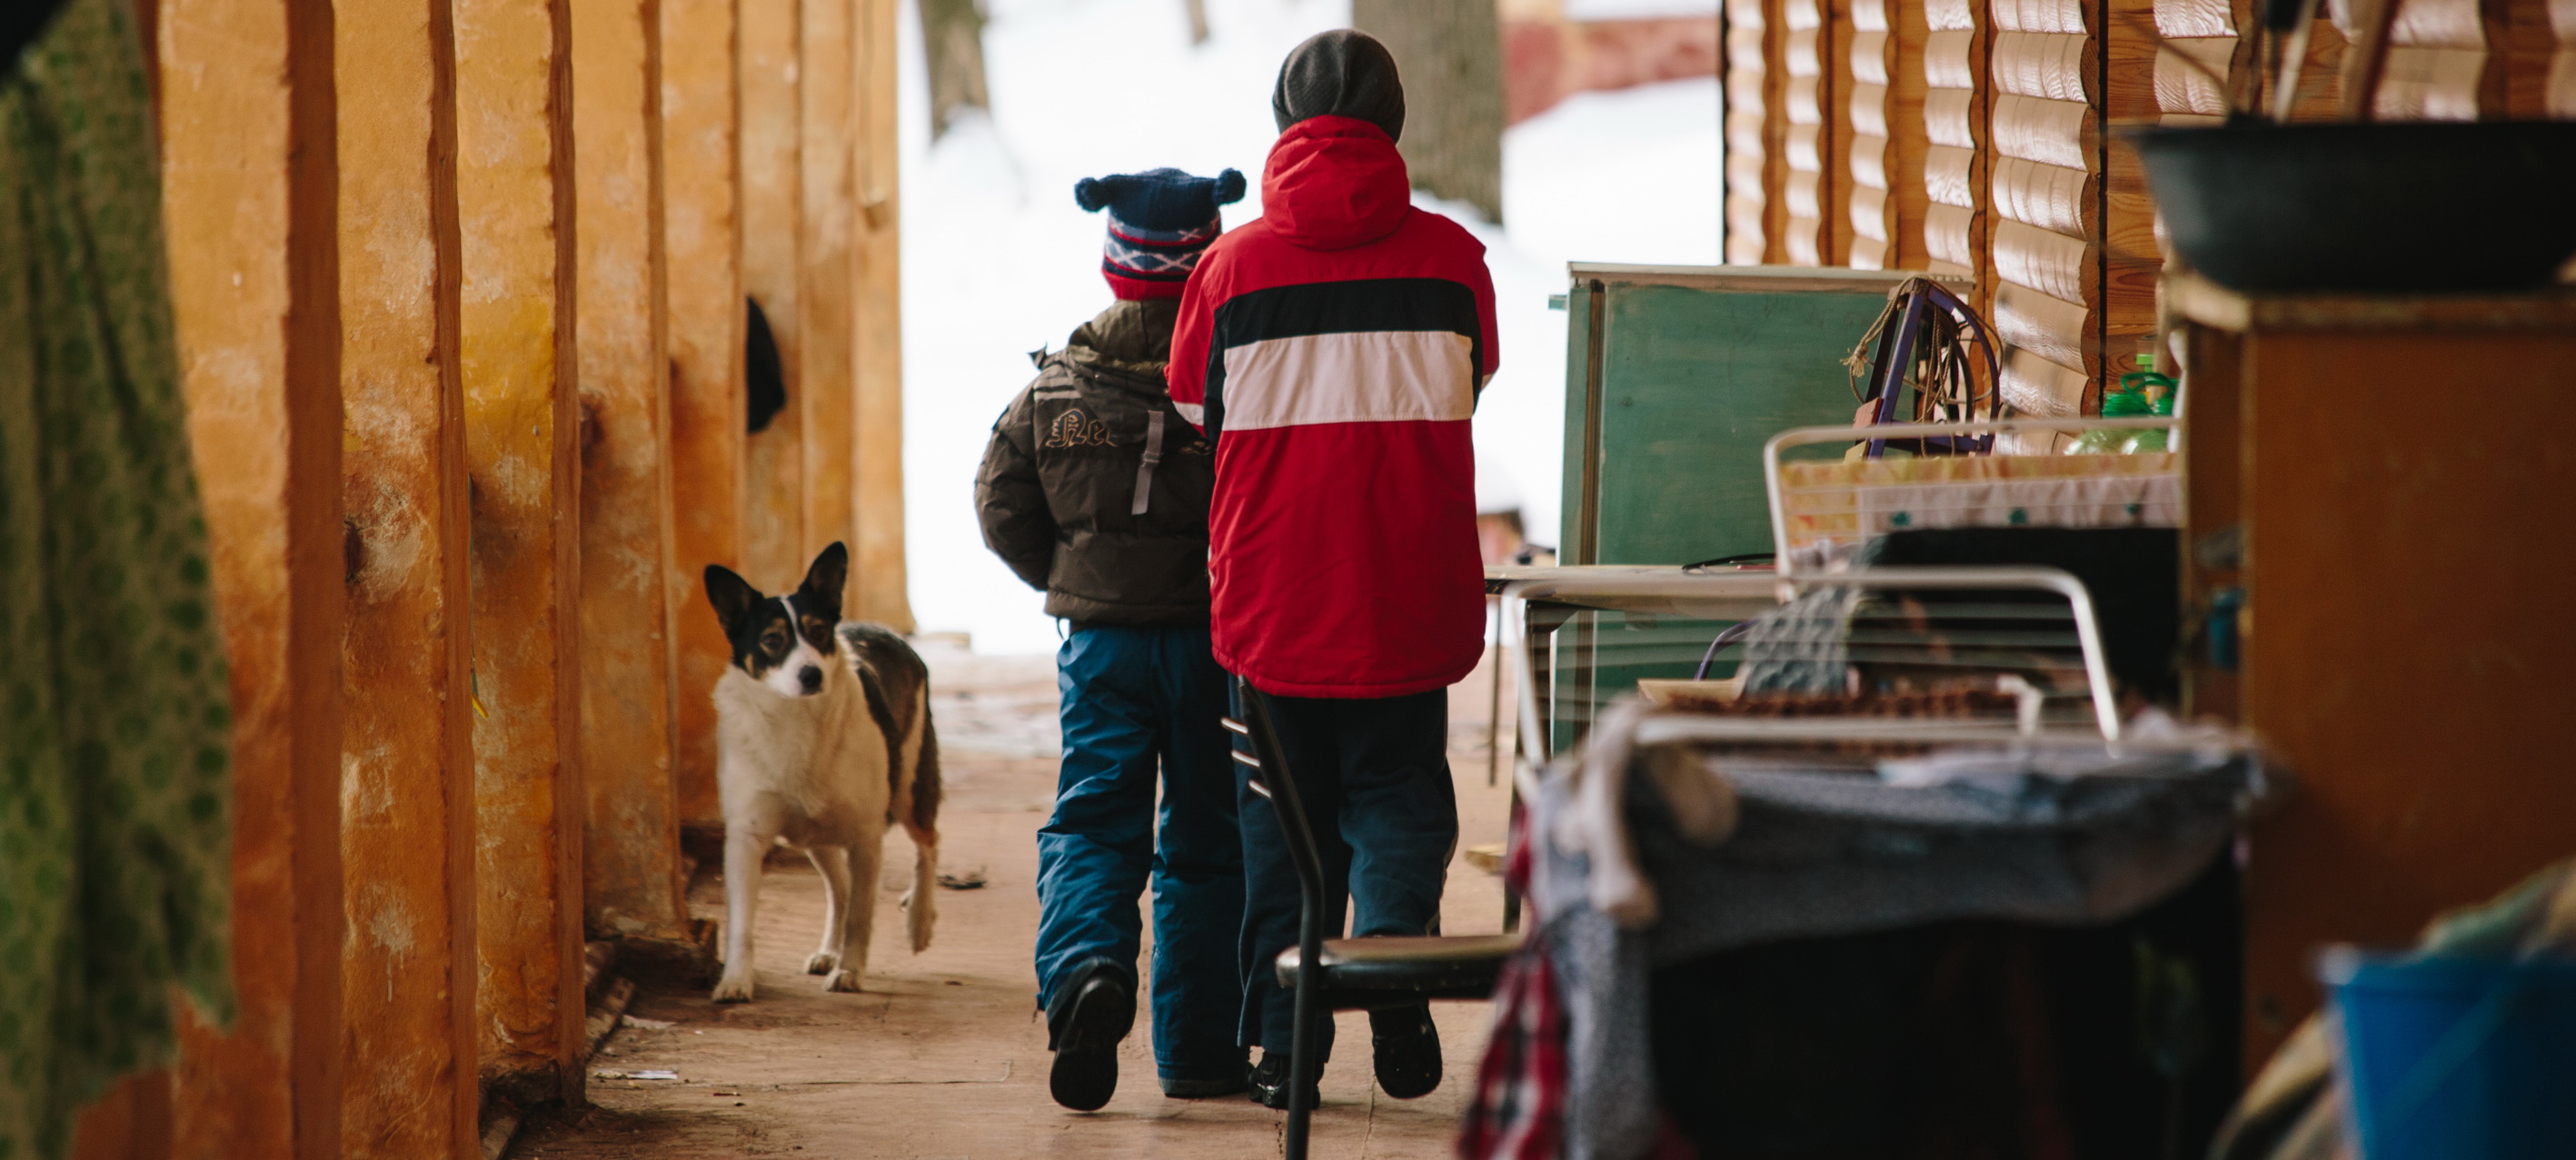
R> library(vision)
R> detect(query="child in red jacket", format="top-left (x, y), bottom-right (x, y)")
top-left (1167, 28), bottom-right (1499, 1109)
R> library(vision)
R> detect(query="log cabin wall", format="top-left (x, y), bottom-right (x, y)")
top-left (2367, 0), bottom-right (2490, 117)
top-left (2552, 0), bottom-right (2576, 113)
top-left (1784, 0), bottom-right (1836, 263)
top-left (2102, 0), bottom-right (2162, 405)
top-left (1724, 0), bottom-right (1781, 262)
top-left (1719, 0), bottom-right (2569, 406)
top-left (1921, 0), bottom-right (1985, 282)
top-left (1848, 0), bottom-right (1930, 269)
top-left (2150, 0), bottom-right (2242, 124)
top-left (1986, 0), bottom-right (2104, 424)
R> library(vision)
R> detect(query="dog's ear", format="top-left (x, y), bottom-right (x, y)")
top-left (704, 564), bottom-right (761, 633)
top-left (798, 542), bottom-right (849, 621)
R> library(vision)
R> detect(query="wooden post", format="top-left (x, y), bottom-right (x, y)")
top-left (159, 0), bottom-right (348, 1152)
top-left (740, 0), bottom-right (804, 592)
top-left (662, 0), bottom-right (744, 831)
top-left (1352, 0), bottom-right (1507, 223)
top-left (800, 0), bottom-right (858, 593)
top-left (455, 0), bottom-right (588, 1108)
top-left (852, 0), bottom-right (910, 630)
top-left (332, 0), bottom-right (478, 1151)
top-left (572, 0), bottom-right (697, 955)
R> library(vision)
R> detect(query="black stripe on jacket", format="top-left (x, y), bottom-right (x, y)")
top-left (1200, 277), bottom-right (1481, 444)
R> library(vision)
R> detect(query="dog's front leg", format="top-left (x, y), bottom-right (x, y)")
top-left (805, 845), bottom-right (853, 979)
top-left (712, 823), bottom-right (771, 1003)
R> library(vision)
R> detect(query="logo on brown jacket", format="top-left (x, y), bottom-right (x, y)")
top-left (1042, 408), bottom-right (1115, 449)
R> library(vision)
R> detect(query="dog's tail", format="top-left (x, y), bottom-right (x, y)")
top-left (903, 829), bottom-right (937, 954)
top-left (900, 699), bottom-right (939, 953)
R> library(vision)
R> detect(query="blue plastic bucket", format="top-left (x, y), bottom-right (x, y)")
top-left (2321, 948), bottom-right (2576, 1160)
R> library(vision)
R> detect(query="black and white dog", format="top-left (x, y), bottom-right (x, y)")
top-left (701, 542), bottom-right (940, 1001)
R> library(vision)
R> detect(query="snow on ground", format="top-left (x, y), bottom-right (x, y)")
top-left (900, 0), bottom-right (1718, 655)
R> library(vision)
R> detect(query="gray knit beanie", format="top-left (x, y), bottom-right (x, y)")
top-left (1270, 29), bottom-right (1406, 143)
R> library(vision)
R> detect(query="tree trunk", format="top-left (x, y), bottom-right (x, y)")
top-left (1352, 0), bottom-right (1505, 223)
top-left (915, 0), bottom-right (990, 140)
top-left (1183, 0), bottom-right (1208, 45)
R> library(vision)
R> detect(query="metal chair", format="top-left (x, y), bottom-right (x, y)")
top-left (1225, 676), bottom-right (1521, 1160)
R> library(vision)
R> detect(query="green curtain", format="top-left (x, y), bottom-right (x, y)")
top-left (1, 0), bottom-right (236, 1153)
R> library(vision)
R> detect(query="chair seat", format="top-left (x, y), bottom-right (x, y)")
top-left (1274, 933), bottom-right (1522, 1002)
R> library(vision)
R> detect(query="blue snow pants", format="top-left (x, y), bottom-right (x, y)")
top-left (1033, 624), bottom-right (1247, 1085)
top-left (1233, 686), bottom-right (1458, 1060)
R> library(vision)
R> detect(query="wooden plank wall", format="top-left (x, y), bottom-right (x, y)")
top-left (455, 0), bottom-right (587, 1109)
top-left (1848, 0), bottom-right (1929, 269)
top-left (662, 0), bottom-right (746, 831)
top-left (570, 0), bottom-right (696, 954)
top-left (854, 0), bottom-right (912, 630)
top-left (157, 0), bottom-right (348, 1151)
top-left (331, 0), bottom-right (480, 1151)
top-left (739, 0), bottom-right (807, 594)
top-left (801, 0), bottom-right (860, 602)
top-left (74, 0), bottom-right (904, 1147)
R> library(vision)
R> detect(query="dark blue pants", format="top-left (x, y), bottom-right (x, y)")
top-left (1034, 625), bottom-right (1246, 1084)
top-left (1235, 687), bottom-right (1458, 1059)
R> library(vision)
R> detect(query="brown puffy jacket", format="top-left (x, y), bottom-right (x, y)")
top-left (974, 299), bottom-right (1216, 627)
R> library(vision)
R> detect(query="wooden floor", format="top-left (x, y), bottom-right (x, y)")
top-left (511, 646), bottom-right (1518, 1159)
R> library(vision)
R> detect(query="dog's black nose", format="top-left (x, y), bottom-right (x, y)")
top-left (799, 665), bottom-right (823, 692)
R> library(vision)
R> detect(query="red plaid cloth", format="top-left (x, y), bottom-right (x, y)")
top-left (1457, 809), bottom-right (1566, 1160)
top-left (1457, 804), bottom-right (1699, 1160)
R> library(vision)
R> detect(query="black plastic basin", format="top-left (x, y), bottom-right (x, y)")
top-left (2128, 122), bottom-right (2576, 292)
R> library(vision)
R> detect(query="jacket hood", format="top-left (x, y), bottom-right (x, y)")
top-left (1259, 115), bottom-right (1412, 252)
top-left (1043, 298), bottom-right (1177, 394)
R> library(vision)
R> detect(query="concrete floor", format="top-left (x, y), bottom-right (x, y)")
top-left (512, 645), bottom-right (1520, 1159)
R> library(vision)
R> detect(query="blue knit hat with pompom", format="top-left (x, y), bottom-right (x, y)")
top-left (1074, 167), bottom-right (1247, 300)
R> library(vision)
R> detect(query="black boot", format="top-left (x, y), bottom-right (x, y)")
top-left (1045, 957), bottom-right (1135, 1112)
top-left (1247, 1050), bottom-right (1320, 1110)
top-left (1370, 1005), bottom-right (1442, 1099)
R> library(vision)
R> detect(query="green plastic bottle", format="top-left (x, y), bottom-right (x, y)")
top-left (2117, 352), bottom-right (2178, 453)
top-left (2072, 387), bottom-right (2152, 454)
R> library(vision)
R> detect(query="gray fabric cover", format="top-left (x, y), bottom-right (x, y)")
top-left (1525, 742), bottom-right (2263, 1160)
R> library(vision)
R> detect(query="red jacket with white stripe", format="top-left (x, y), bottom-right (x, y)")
top-left (1168, 115), bottom-right (1498, 699)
